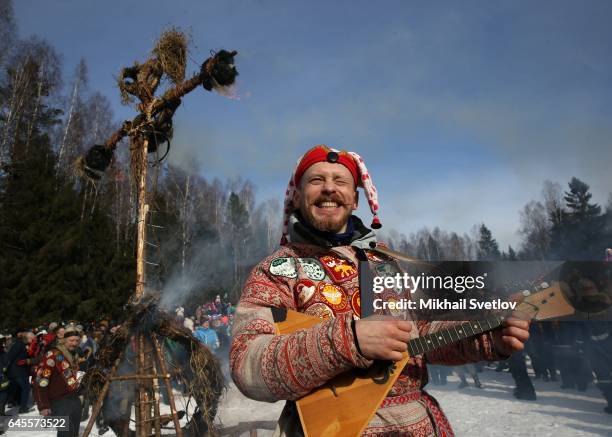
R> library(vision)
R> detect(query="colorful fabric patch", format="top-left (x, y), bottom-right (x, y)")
top-left (297, 258), bottom-right (326, 281)
top-left (305, 302), bottom-right (335, 320)
top-left (294, 279), bottom-right (317, 307)
top-left (61, 361), bottom-right (69, 370)
top-left (42, 368), bottom-right (52, 378)
top-left (351, 288), bottom-right (361, 318)
top-left (39, 378), bottom-right (49, 387)
top-left (67, 377), bottom-right (76, 386)
top-left (317, 283), bottom-right (349, 311)
top-left (375, 262), bottom-right (402, 278)
top-left (269, 257), bottom-right (297, 278)
top-left (380, 290), bottom-right (407, 317)
top-left (56, 354), bottom-right (64, 362)
top-left (319, 255), bottom-right (357, 282)
top-left (375, 263), bottom-right (403, 293)
top-left (46, 359), bottom-right (55, 367)
top-left (36, 368), bottom-right (43, 376)
top-left (63, 370), bottom-right (73, 379)
top-left (45, 351), bottom-right (54, 357)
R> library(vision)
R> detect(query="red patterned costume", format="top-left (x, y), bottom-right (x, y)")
top-left (230, 145), bottom-right (506, 436)
top-left (33, 345), bottom-right (81, 411)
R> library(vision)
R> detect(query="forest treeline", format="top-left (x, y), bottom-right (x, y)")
top-left (382, 176), bottom-right (612, 263)
top-left (1, 0), bottom-right (610, 328)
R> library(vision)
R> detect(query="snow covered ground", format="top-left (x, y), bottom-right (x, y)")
top-left (3, 369), bottom-right (611, 436)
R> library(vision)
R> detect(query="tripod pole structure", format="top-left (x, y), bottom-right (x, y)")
top-left (134, 138), bottom-right (149, 301)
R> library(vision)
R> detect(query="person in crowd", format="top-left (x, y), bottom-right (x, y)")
top-left (456, 364), bottom-right (483, 389)
top-left (428, 365), bottom-right (449, 386)
top-left (0, 334), bottom-right (9, 419)
top-left (585, 322), bottom-right (612, 414)
top-left (551, 321), bottom-right (591, 391)
top-left (50, 324), bottom-right (66, 349)
top-left (183, 317), bottom-right (195, 333)
top-left (34, 326), bottom-right (83, 437)
top-left (508, 349), bottom-right (537, 400)
top-left (193, 319), bottom-right (220, 352)
top-left (6, 330), bottom-right (34, 414)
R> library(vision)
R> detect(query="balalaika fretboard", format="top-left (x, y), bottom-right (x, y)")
top-left (407, 316), bottom-right (505, 356)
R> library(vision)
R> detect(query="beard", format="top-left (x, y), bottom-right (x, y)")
top-left (298, 194), bottom-right (352, 233)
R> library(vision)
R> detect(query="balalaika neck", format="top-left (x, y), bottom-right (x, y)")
top-left (407, 316), bottom-right (505, 356)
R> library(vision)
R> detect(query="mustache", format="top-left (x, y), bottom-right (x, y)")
top-left (310, 195), bottom-right (349, 206)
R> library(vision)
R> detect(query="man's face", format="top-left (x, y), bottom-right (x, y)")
top-left (65, 336), bottom-right (80, 351)
top-left (293, 161), bottom-right (358, 233)
top-left (202, 321), bottom-right (210, 329)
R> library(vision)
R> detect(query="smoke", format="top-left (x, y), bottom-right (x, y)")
top-left (158, 237), bottom-right (233, 311)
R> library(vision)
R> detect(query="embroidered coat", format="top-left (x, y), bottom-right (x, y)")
top-left (230, 215), bottom-right (504, 436)
top-left (33, 346), bottom-right (81, 410)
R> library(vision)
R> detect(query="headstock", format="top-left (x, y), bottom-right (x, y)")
top-left (510, 282), bottom-right (575, 321)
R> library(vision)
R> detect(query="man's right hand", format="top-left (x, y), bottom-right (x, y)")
top-left (40, 409), bottom-right (51, 416)
top-left (354, 316), bottom-right (412, 361)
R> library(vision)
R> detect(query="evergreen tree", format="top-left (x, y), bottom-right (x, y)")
top-left (477, 224), bottom-right (501, 261)
top-left (0, 49), bottom-right (133, 329)
top-left (564, 177), bottom-right (601, 222)
top-left (549, 177), bottom-right (605, 259)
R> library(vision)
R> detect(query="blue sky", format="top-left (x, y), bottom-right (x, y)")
top-left (13, 0), bottom-right (612, 248)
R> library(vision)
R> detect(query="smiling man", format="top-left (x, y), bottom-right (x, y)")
top-left (230, 144), bottom-right (530, 436)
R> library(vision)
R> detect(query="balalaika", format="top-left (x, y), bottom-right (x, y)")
top-left (272, 282), bottom-right (575, 437)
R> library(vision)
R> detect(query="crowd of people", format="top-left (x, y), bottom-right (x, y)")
top-left (174, 294), bottom-right (235, 355)
top-left (0, 320), bottom-right (119, 435)
top-left (0, 290), bottom-right (610, 436)
top-left (426, 320), bottom-right (612, 414)
top-left (0, 295), bottom-right (235, 436)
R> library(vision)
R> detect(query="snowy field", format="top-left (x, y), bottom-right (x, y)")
top-left (2, 369), bottom-right (611, 436)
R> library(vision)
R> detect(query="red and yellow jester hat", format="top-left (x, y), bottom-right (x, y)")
top-left (281, 144), bottom-right (381, 245)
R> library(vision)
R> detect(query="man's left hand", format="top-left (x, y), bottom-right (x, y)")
top-left (491, 315), bottom-right (530, 356)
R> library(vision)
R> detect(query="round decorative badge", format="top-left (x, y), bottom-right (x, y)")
top-left (297, 258), bottom-right (326, 281)
top-left (295, 279), bottom-right (317, 307)
top-left (269, 257), bottom-right (297, 278)
top-left (46, 359), bottom-right (55, 367)
top-left (61, 361), bottom-right (69, 370)
top-left (305, 303), bottom-right (335, 320)
top-left (39, 378), bottom-right (49, 387)
top-left (45, 351), bottom-right (53, 357)
top-left (317, 283), bottom-right (349, 311)
top-left (382, 291), bottom-right (405, 317)
top-left (351, 289), bottom-right (361, 318)
top-left (56, 355), bottom-right (64, 361)
top-left (42, 368), bottom-right (52, 378)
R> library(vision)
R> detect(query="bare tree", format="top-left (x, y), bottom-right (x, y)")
top-left (57, 59), bottom-right (88, 170)
top-left (542, 180), bottom-right (565, 226)
top-left (0, 38), bottom-right (62, 164)
top-left (518, 200), bottom-right (550, 259)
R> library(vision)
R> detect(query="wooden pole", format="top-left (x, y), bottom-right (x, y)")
top-left (134, 138), bottom-right (149, 301)
top-left (81, 354), bottom-right (123, 437)
top-left (151, 334), bottom-right (184, 437)
top-left (150, 353), bottom-right (162, 437)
